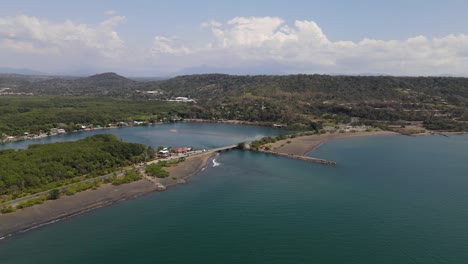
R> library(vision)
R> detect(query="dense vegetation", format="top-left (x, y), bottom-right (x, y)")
top-left (142, 74), bottom-right (468, 131)
top-left (2, 72), bottom-right (468, 131)
top-left (0, 134), bottom-right (150, 196)
top-left (111, 170), bottom-right (142, 185)
top-left (62, 180), bottom-right (102, 195)
top-left (1, 180), bottom-right (104, 213)
top-left (145, 164), bottom-right (170, 178)
top-left (0, 96), bottom-right (190, 136)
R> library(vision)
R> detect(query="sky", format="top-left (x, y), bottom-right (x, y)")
top-left (0, 0), bottom-right (468, 76)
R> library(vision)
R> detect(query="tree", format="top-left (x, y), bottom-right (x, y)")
top-left (145, 164), bottom-right (170, 178)
top-left (147, 146), bottom-right (156, 159)
top-left (48, 189), bottom-right (61, 200)
top-left (237, 142), bottom-right (246, 150)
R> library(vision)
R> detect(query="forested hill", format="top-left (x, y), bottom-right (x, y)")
top-left (145, 74), bottom-right (468, 104)
top-left (4, 72), bottom-right (138, 96)
top-left (5, 73), bottom-right (468, 105)
top-left (2, 73), bottom-right (468, 131)
top-left (142, 74), bottom-right (468, 130)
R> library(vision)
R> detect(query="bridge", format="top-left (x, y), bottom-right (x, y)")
top-left (208, 144), bottom-right (238, 153)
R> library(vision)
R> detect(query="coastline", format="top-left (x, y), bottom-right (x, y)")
top-left (2, 117), bottom-right (465, 148)
top-left (0, 127), bottom-right (462, 239)
top-left (267, 130), bottom-right (397, 156)
top-left (0, 123), bottom-right (165, 146)
top-left (183, 118), bottom-right (273, 127)
top-left (0, 152), bottom-right (215, 239)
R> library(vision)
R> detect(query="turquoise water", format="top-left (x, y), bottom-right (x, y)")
top-left (1, 133), bottom-right (468, 263)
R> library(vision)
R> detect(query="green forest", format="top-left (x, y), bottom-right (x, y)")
top-left (0, 134), bottom-right (151, 197)
top-left (0, 96), bottom-right (190, 136)
top-left (2, 73), bottom-right (468, 132)
top-left (145, 74), bottom-right (468, 131)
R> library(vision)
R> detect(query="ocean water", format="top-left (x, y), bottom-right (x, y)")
top-left (1, 132), bottom-right (468, 263)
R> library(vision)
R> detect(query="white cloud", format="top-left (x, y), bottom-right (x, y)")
top-left (151, 35), bottom-right (191, 55)
top-left (152, 16), bottom-right (468, 76)
top-left (0, 14), bottom-right (126, 59)
top-left (200, 20), bottom-right (222, 28)
top-left (1, 14), bottom-right (468, 76)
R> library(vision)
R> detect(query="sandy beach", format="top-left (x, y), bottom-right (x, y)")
top-left (267, 130), bottom-right (397, 156)
top-left (0, 152), bottom-right (215, 239)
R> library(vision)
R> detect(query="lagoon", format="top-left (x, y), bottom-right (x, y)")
top-left (0, 122), bottom-right (285, 150)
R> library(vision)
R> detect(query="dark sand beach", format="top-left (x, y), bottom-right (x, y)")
top-left (0, 152), bottom-right (215, 238)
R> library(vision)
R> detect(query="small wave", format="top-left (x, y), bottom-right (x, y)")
top-left (212, 158), bottom-right (221, 167)
top-left (19, 218), bottom-right (63, 234)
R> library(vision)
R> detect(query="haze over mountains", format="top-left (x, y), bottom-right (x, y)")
top-left (0, 67), bottom-right (47, 76)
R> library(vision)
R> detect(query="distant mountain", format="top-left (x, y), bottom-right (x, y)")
top-left (129, 76), bottom-right (170, 82)
top-left (173, 62), bottom-right (289, 76)
top-left (86, 72), bottom-right (134, 83)
top-left (12, 72), bottom-right (139, 96)
top-left (0, 67), bottom-right (47, 75)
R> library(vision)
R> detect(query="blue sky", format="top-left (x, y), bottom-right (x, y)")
top-left (1, 0), bottom-right (468, 76)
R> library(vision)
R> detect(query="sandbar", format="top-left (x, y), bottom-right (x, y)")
top-left (267, 130), bottom-right (397, 156)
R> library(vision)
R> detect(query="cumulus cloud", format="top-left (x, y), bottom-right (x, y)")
top-left (0, 14), bottom-right (126, 59)
top-left (152, 16), bottom-right (468, 76)
top-left (1, 14), bottom-right (468, 76)
top-left (152, 35), bottom-right (191, 55)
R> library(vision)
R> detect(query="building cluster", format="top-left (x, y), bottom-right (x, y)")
top-left (158, 147), bottom-right (193, 158)
top-left (322, 125), bottom-right (373, 132)
top-left (167, 97), bottom-right (196, 103)
top-left (0, 87), bottom-right (34, 96)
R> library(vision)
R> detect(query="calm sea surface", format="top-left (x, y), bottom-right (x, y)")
top-left (0, 125), bottom-right (467, 264)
